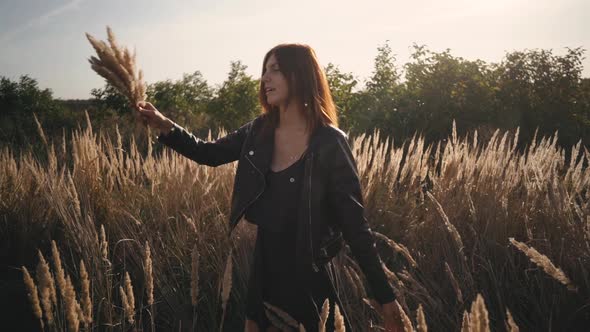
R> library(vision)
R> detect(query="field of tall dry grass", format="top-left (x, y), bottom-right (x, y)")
top-left (2, 113), bottom-right (589, 331)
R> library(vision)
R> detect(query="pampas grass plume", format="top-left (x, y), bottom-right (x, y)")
top-left (334, 303), bottom-right (345, 332)
top-left (416, 304), bottom-right (428, 332)
top-left (145, 241), bottom-right (154, 306)
top-left (85, 26), bottom-right (147, 121)
top-left (509, 238), bottom-right (578, 292)
top-left (79, 260), bottom-right (93, 325)
top-left (122, 271), bottom-right (135, 324)
top-left (36, 250), bottom-right (56, 325)
top-left (64, 275), bottom-right (80, 332)
top-left (51, 240), bottom-right (67, 301)
top-left (22, 266), bottom-right (44, 329)
top-left (319, 298), bottom-right (330, 332)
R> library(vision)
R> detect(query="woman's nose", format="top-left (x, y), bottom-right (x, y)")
top-left (261, 72), bottom-right (270, 83)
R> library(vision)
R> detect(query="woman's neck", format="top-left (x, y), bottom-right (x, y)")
top-left (278, 101), bottom-right (308, 133)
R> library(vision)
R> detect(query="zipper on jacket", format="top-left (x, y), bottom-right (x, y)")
top-left (309, 151), bottom-right (319, 272)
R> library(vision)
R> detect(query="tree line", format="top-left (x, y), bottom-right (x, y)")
top-left (1, 42), bottom-right (589, 153)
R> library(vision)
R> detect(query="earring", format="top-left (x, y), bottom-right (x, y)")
top-left (304, 102), bottom-right (309, 108)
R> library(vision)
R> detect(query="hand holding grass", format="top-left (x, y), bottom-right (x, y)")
top-left (86, 26), bottom-right (147, 124)
top-left (136, 101), bottom-right (175, 136)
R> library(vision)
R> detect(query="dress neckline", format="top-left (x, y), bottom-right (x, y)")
top-left (269, 148), bottom-right (308, 174)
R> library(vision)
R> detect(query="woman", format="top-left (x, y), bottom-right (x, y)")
top-left (137, 43), bottom-right (403, 332)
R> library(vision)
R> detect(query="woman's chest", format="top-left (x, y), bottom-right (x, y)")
top-left (271, 130), bottom-right (310, 172)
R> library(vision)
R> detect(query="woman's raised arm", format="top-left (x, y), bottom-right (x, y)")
top-left (137, 101), bottom-right (252, 167)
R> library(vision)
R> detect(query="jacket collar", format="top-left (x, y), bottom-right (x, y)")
top-left (245, 117), bottom-right (329, 175)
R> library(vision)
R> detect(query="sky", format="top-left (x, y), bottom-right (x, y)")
top-left (1, 0), bottom-right (588, 100)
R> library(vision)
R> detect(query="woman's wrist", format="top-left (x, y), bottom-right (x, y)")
top-left (159, 119), bottom-right (175, 136)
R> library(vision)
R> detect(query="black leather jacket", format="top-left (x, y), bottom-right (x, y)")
top-left (157, 114), bottom-right (396, 304)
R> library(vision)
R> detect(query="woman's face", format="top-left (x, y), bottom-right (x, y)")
top-left (262, 53), bottom-right (290, 107)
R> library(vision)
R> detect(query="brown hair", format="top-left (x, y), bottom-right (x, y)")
top-left (257, 43), bottom-right (338, 140)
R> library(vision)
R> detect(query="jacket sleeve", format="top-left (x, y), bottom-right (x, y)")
top-left (157, 120), bottom-right (251, 167)
top-left (324, 134), bottom-right (396, 305)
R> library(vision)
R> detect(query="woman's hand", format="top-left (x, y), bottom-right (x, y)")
top-left (382, 301), bottom-right (405, 332)
top-left (244, 319), bottom-right (260, 332)
top-left (135, 101), bottom-right (175, 136)
top-left (368, 300), bottom-right (404, 332)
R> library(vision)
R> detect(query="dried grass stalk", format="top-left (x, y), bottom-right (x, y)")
top-left (86, 26), bottom-right (146, 121)
top-left (460, 311), bottom-right (470, 332)
top-left (221, 251), bottom-right (233, 312)
top-left (264, 302), bottom-right (299, 331)
top-left (334, 303), bottom-right (345, 332)
top-left (79, 260), bottom-right (93, 325)
top-left (119, 286), bottom-right (133, 324)
top-left (51, 240), bottom-right (67, 301)
top-left (416, 304), bottom-right (428, 332)
top-left (362, 298), bottom-right (379, 313)
top-left (263, 301), bottom-right (299, 329)
top-left (319, 298), bottom-right (330, 332)
top-left (144, 242), bottom-right (154, 306)
top-left (347, 266), bottom-right (368, 298)
top-left (33, 113), bottom-right (48, 147)
top-left (373, 231), bottom-right (418, 268)
top-left (22, 266), bottom-right (44, 329)
top-left (445, 262), bottom-right (463, 303)
top-left (99, 225), bottom-right (111, 267)
top-left (427, 192), bottom-right (465, 255)
top-left (76, 301), bottom-right (84, 327)
top-left (191, 244), bottom-right (200, 306)
top-left (468, 294), bottom-right (490, 332)
top-left (36, 251), bottom-right (56, 325)
top-left (219, 250), bottom-right (233, 331)
top-left (506, 309), bottom-right (519, 332)
top-left (122, 271), bottom-right (135, 324)
top-left (396, 300), bottom-right (414, 332)
top-left (381, 262), bottom-right (402, 287)
top-left (509, 238), bottom-right (578, 292)
top-left (64, 275), bottom-right (80, 332)
top-left (343, 266), bottom-right (360, 299)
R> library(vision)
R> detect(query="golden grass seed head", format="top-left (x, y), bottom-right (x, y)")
top-left (22, 266), bottom-right (44, 328)
top-left (79, 260), bottom-right (93, 324)
top-left (36, 251), bottom-right (56, 325)
top-left (64, 275), bottom-right (80, 332)
top-left (221, 251), bottom-right (233, 311)
top-left (416, 304), bottom-right (428, 332)
top-left (319, 298), bottom-right (330, 332)
top-left (334, 303), bottom-right (345, 332)
top-left (145, 242), bottom-right (154, 306)
top-left (506, 309), bottom-right (520, 332)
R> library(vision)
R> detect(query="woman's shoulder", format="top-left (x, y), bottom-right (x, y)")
top-left (323, 124), bottom-right (349, 141)
top-left (243, 113), bottom-right (265, 128)
top-left (315, 123), bottom-right (350, 148)
top-left (311, 124), bottom-right (354, 167)
top-left (234, 113), bottom-right (267, 139)
top-left (314, 124), bottom-right (358, 174)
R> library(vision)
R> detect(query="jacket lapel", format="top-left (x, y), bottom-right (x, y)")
top-left (244, 120), bottom-right (326, 174)
top-left (245, 127), bottom-right (274, 176)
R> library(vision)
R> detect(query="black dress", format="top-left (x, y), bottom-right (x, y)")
top-left (244, 150), bottom-right (349, 331)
